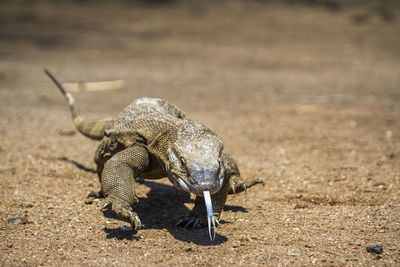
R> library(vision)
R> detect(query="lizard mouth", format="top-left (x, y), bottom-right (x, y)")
top-left (177, 180), bottom-right (218, 241)
top-left (177, 177), bottom-right (223, 196)
top-left (176, 182), bottom-right (217, 240)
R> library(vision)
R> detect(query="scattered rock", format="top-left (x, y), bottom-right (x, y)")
top-left (366, 246), bottom-right (383, 254)
top-left (287, 250), bottom-right (302, 256)
top-left (84, 199), bottom-right (93, 205)
top-left (294, 201), bottom-right (308, 209)
top-left (334, 176), bottom-right (347, 182)
top-left (7, 216), bottom-right (29, 224)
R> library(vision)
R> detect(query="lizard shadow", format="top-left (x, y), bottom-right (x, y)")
top-left (60, 159), bottom-right (249, 245)
top-left (59, 157), bottom-right (97, 174)
top-left (102, 178), bottom-right (248, 245)
top-left (103, 226), bottom-right (142, 241)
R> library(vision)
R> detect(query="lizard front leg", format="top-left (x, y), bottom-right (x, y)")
top-left (100, 146), bottom-right (150, 230)
top-left (220, 149), bottom-right (264, 194)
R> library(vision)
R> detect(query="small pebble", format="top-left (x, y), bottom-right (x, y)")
top-left (7, 243), bottom-right (13, 248)
top-left (7, 216), bottom-right (29, 224)
top-left (366, 246), bottom-right (383, 254)
top-left (287, 250), bottom-right (302, 256)
top-left (294, 201), bottom-right (308, 209)
top-left (84, 199), bottom-right (93, 205)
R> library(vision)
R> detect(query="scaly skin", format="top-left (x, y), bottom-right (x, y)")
top-left (45, 69), bottom-right (264, 235)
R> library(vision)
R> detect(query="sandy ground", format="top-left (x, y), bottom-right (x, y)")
top-left (0, 1), bottom-right (399, 265)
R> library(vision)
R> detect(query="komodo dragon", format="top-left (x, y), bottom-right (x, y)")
top-left (45, 69), bottom-right (263, 240)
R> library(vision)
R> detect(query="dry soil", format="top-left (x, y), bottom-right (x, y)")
top-left (0, 1), bottom-right (399, 266)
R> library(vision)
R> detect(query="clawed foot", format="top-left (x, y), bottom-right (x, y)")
top-left (175, 216), bottom-right (201, 229)
top-left (101, 196), bottom-right (142, 230)
top-left (228, 176), bottom-right (264, 194)
top-left (175, 214), bottom-right (220, 229)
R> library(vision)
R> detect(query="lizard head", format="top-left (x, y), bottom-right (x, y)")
top-left (166, 123), bottom-right (224, 241)
top-left (167, 127), bottom-right (224, 196)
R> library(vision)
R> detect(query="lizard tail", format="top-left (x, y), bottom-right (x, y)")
top-left (44, 68), bottom-right (114, 140)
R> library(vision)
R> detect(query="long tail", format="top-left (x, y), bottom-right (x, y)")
top-left (44, 68), bottom-right (114, 140)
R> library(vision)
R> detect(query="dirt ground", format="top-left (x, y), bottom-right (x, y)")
top-left (0, 0), bottom-right (399, 265)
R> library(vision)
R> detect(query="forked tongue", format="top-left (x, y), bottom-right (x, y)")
top-left (203, 190), bottom-right (216, 241)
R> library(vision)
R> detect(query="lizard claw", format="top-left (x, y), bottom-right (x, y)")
top-left (229, 180), bottom-right (246, 194)
top-left (230, 181), bottom-right (246, 194)
top-left (101, 201), bottom-right (112, 211)
top-left (185, 218), bottom-right (200, 229)
top-left (175, 218), bottom-right (184, 227)
top-left (176, 217), bottom-right (201, 229)
top-left (230, 185), bottom-right (235, 194)
top-left (101, 197), bottom-right (142, 230)
top-left (129, 211), bottom-right (142, 230)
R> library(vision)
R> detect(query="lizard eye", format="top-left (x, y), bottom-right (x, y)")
top-left (180, 157), bottom-right (186, 166)
top-left (220, 169), bottom-right (224, 179)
